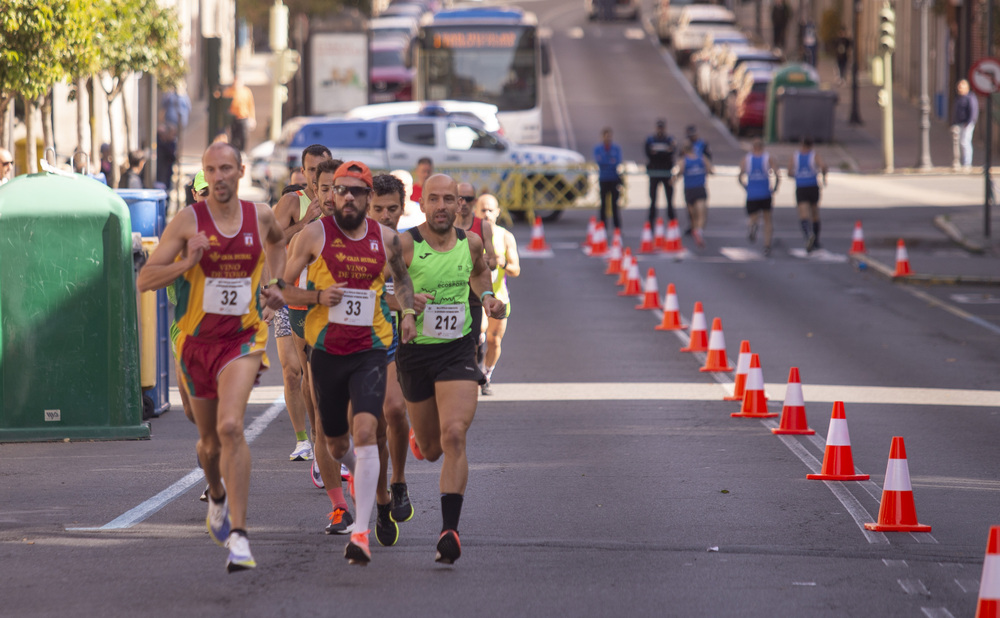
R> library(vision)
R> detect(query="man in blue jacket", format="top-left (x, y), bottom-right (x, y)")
top-left (593, 127), bottom-right (623, 231)
top-left (951, 79), bottom-right (979, 171)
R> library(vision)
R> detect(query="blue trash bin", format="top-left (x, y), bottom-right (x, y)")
top-left (116, 189), bottom-right (171, 418)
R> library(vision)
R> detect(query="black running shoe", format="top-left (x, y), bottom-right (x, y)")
top-left (435, 529), bottom-right (461, 564)
top-left (375, 502), bottom-right (399, 547)
top-left (390, 483), bottom-right (414, 523)
top-left (325, 508), bottom-right (355, 535)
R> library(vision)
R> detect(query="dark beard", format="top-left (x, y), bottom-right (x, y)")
top-left (334, 208), bottom-right (366, 231)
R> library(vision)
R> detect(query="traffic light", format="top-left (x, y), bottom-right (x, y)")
top-left (879, 4), bottom-right (896, 54)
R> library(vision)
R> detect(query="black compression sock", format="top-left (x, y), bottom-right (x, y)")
top-left (441, 493), bottom-right (464, 533)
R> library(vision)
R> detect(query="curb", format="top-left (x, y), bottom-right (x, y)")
top-left (848, 253), bottom-right (1000, 286)
top-left (933, 214), bottom-right (986, 255)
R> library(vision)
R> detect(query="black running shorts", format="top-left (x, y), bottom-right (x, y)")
top-left (796, 186), bottom-right (820, 205)
top-left (309, 348), bottom-right (387, 437)
top-left (684, 186), bottom-right (707, 205)
top-left (745, 197), bottom-right (773, 214)
top-left (395, 333), bottom-right (484, 402)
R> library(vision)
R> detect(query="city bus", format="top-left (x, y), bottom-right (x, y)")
top-left (415, 6), bottom-right (549, 144)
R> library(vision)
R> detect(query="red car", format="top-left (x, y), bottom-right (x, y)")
top-left (370, 38), bottom-right (414, 103)
top-left (727, 69), bottom-right (771, 136)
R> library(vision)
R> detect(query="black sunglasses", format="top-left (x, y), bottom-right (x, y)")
top-left (459, 195), bottom-right (476, 202)
top-left (333, 185), bottom-right (371, 198)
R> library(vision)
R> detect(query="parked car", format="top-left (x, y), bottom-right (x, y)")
top-left (672, 5), bottom-right (736, 66)
top-left (370, 37), bottom-right (414, 103)
top-left (692, 32), bottom-right (748, 101)
top-left (708, 46), bottom-right (780, 115)
top-left (586, 0), bottom-right (640, 21)
top-left (654, 0), bottom-right (709, 44)
top-left (370, 16), bottom-right (419, 43)
top-left (727, 70), bottom-right (772, 136)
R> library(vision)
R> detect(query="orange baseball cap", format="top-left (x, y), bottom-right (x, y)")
top-left (333, 160), bottom-right (373, 188)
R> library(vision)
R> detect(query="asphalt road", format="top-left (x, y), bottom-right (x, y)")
top-left (2, 1), bottom-right (999, 616)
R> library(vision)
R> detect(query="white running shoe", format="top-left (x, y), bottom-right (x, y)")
top-left (225, 532), bottom-right (256, 572)
top-left (310, 460), bottom-right (324, 489)
top-left (206, 494), bottom-right (231, 547)
top-left (340, 463), bottom-right (351, 481)
top-left (289, 440), bottom-right (314, 461)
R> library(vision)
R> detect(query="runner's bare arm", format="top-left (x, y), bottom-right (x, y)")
top-left (398, 230), bottom-right (432, 312)
top-left (502, 229), bottom-right (521, 277)
top-left (383, 227), bottom-right (416, 343)
top-left (257, 203), bottom-right (287, 309)
top-left (281, 221), bottom-right (321, 307)
top-left (481, 219), bottom-right (498, 270)
top-left (468, 233), bottom-right (504, 318)
top-left (274, 191), bottom-right (322, 243)
top-left (137, 208), bottom-right (206, 292)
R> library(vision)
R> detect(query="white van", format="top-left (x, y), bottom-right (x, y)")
top-left (585, 0), bottom-right (640, 21)
top-left (672, 5), bottom-right (737, 65)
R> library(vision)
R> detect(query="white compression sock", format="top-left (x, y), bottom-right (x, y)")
top-left (352, 444), bottom-right (379, 533)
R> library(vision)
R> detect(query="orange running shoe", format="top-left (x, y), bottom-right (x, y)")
top-left (345, 530), bottom-right (371, 565)
top-left (409, 428), bottom-right (425, 461)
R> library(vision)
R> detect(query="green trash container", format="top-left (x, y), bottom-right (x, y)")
top-left (0, 173), bottom-right (150, 441)
top-left (764, 63), bottom-right (820, 143)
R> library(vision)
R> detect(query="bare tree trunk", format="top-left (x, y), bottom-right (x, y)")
top-left (107, 96), bottom-right (119, 187)
top-left (76, 78), bottom-right (88, 172)
top-left (24, 96), bottom-right (38, 174)
top-left (41, 91), bottom-right (54, 164)
top-left (121, 87), bottom-right (132, 151)
top-left (89, 77), bottom-right (101, 172)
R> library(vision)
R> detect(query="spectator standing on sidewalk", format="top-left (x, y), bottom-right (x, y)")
top-left (834, 27), bottom-right (852, 85)
top-left (951, 79), bottom-right (979, 171)
top-left (593, 127), bottom-right (623, 231)
top-left (645, 119), bottom-right (677, 224)
top-left (801, 20), bottom-right (818, 67)
top-left (223, 75), bottom-right (256, 152)
top-left (771, 0), bottom-right (791, 51)
top-left (118, 150), bottom-right (147, 189)
top-left (0, 148), bottom-right (13, 184)
top-left (158, 85), bottom-right (191, 191)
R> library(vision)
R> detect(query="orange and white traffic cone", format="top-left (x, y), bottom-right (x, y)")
top-left (654, 217), bottom-right (667, 250)
top-left (731, 353), bottom-right (777, 417)
top-left (724, 340), bottom-right (752, 401)
top-left (772, 367), bottom-right (815, 435)
top-left (806, 402), bottom-right (870, 481)
top-left (639, 222), bottom-right (655, 253)
top-left (864, 437), bottom-right (932, 532)
top-left (604, 240), bottom-right (623, 275)
top-left (608, 228), bottom-right (622, 258)
top-left (975, 526), bottom-right (1000, 617)
top-left (664, 219), bottom-right (683, 254)
top-left (583, 216), bottom-right (596, 252)
top-left (700, 318), bottom-right (734, 372)
top-left (892, 239), bottom-right (912, 277)
top-left (680, 301), bottom-right (708, 352)
top-left (635, 268), bottom-right (662, 310)
top-left (528, 216), bottom-right (550, 252)
top-left (655, 283), bottom-right (684, 331)
top-left (591, 222), bottom-right (608, 257)
top-left (849, 220), bottom-right (866, 254)
top-left (616, 249), bottom-right (633, 286)
top-left (619, 261), bottom-right (642, 296)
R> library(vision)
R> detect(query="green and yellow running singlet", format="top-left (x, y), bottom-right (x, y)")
top-left (406, 227), bottom-right (474, 345)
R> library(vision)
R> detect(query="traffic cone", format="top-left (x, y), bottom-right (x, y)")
top-left (654, 217), bottom-right (667, 250)
top-left (591, 222), bottom-right (608, 257)
top-left (664, 219), bottom-right (683, 253)
top-left (772, 367), bottom-right (815, 434)
top-left (724, 340), bottom-right (752, 401)
top-left (604, 240), bottom-right (623, 275)
top-left (975, 526), bottom-right (1000, 617)
top-left (635, 268), bottom-right (662, 309)
top-left (583, 216), bottom-right (596, 252)
top-left (849, 220), bottom-right (866, 254)
top-left (528, 216), bottom-right (550, 252)
top-left (892, 239), bottom-right (912, 277)
top-left (731, 354), bottom-right (777, 417)
top-left (700, 318), bottom-right (734, 372)
top-left (864, 437), bottom-right (931, 532)
top-left (655, 283), bottom-right (684, 330)
top-left (806, 402), bottom-right (870, 481)
top-left (639, 222), bottom-right (655, 253)
top-left (606, 228), bottom-right (622, 262)
top-left (680, 302), bottom-right (708, 352)
top-left (616, 249), bottom-right (633, 286)
top-left (619, 260), bottom-right (642, 296)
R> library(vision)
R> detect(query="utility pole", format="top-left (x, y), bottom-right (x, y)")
top-left (269, 0), bottom-right (299, 143)
top-left (878, 2), bottom-right (896, 172)
top-left (916, 0), bottom-right (932, 170)
top-left (848, 0), bottom-right (863, 125)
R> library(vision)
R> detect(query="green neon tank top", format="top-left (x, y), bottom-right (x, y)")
top-left (406, 227), bottom-right (473, 345)
top-left (296, 190), bottom-right (310, 221)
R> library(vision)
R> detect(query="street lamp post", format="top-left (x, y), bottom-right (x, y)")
top-left (916, 0), bottom-right (933, 169)
top-left (849, 0), bottom-right (863, 125)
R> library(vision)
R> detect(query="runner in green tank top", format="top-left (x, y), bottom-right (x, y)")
top-left (396, 174), bottom-right (506, 565)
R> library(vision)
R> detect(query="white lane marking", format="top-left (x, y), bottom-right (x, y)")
top-left (921, 608), bottom-right (956, 618)
top-left (567, 27), bottom-right (584, 39)
top-left (624, 27), bottom-right (645, 40)
top-left (953, 578), bottom-right (979, 593)
top-left (788, 248), bottom-right (849, 262)
top-left (884, 559), bottom-right (909, 567)
top-left (899, 579), bottom-right (931, 595)
top-left (904, 286), bottom-right (1000, 337)
top-left (67, 398), bottom-right (285, 531)
top-left (519, 248), bottom-right (556, 258)
top-left (720, 247), bottom-right (763, 262)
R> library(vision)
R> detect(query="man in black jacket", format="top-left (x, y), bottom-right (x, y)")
top-left (645, 119), bottom-right (676, 225)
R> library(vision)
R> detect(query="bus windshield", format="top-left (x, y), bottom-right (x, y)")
top-left (421, 25), bottom-right (537, 112)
